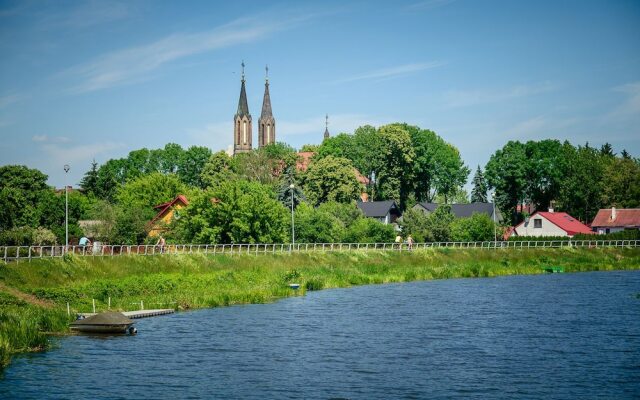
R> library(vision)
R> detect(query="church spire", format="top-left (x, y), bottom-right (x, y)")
top-left (233, 61), bottom-right (252, 154)
top-left (258, 65), bottom-right (275, 147)
top-left (324, 114), bottom-right (330, 140)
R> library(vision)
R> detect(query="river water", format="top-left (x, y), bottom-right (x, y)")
top-left (2, 271), bottom-right (639, 399)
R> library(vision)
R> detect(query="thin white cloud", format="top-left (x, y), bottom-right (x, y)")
top-left (444, 82), bottom-right (557, 107)
top-left (608, 81), bottom-right (640, 118)
top-left (31, 135), bottom-right (71, 143)
top-left (40, 141), bottom-right (124, 167)
top-left (41, 0), bottom-right (131, 29)
top-left (63, 12), bottom-right (318, 93)
top-left (334, 62), bottom-right (445, 84)
top-left (0, 93), bottom-right (24, 108)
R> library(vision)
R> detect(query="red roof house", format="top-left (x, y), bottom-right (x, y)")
top-left (513, 211), bottom-right (594, 237)
top-left (147, 195), bottom-right (189, 237)
top-left (591, 208), bottom-right (640, 234)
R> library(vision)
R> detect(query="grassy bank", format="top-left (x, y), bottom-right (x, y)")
top-left (1, 247), bottom-right (639, 368)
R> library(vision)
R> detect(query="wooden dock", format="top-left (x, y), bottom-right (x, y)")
top-left (79, 309), bottom-right (175, 319)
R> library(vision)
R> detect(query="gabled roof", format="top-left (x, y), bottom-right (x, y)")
top-left (591, 208), bottom-right (640, 228)
top-left (415, 202), bottom-right (498, 219)
top-left (149, 195), bottom-right (189, 227)
top-left (522, 211), bottom-right (594, 236)
top-left (357, 200), bottom-right (399, 218)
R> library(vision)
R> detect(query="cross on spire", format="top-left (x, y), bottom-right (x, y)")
top-left (265, 65), bottom-right (269, 82)
top-left (241, 60), bottom-right (245, 81)
top-left (325, 114), bottom-right (329, 129)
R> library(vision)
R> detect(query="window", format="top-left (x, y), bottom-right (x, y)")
top-left (534, 219), bottom-right (542, 228)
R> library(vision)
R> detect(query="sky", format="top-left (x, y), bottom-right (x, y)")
top-left (1, 0), bottom-right (639, 188)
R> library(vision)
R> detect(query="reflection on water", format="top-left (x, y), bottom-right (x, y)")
top-left (2, 271), bottom-right (640, 399)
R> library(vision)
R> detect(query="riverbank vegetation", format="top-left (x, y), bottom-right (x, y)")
top-left (1, 247), bottom-right (639, 368)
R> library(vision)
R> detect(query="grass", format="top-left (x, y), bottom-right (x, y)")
top-left (0, 247), bottom-right (639, 368)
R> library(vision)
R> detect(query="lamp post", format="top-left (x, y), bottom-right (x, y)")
top-left (64, 164), bottom-right (70, 253)
top-left (492, 190), bottom-right (497, 249)
top-left (289, 184), bottom-right (295, 248)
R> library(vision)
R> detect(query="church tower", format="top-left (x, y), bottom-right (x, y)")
top-left (258, 65), bottom-right (275, 147)
top-left (323, 114), bottom-right (330, 140)
top-left (234, 61), bottom-right (252, 154)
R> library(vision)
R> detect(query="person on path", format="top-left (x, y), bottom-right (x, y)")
top-left (156, 236), bottom-right (166, 254)
top-left (407, 235), bottom-right (414, 250)
top-left (395, 234), bottom-right (402, 250)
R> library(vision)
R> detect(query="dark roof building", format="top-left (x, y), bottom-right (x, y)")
top-left (357, 200), bottom-right (401, 225)
top-left (413, 202), bottom-right (503, 223)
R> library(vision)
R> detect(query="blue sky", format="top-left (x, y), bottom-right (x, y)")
top-left (1, 0), bottom-right (639, 188)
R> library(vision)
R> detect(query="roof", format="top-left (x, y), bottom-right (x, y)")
top-left (260, 81), bottom-right (273, 119)
top-left (415, 202), bottom-right (497, 219)
top-left (296, 151), bottom-right (314, 171)
top-left (149, 195), bottom-right (189, 227)
top-left (236, 78), bottom-right (250, 117)
top-left (523, 211), bottom-right (594, 236)
top-left (591, 208), bottom-right (640, 228)
top-left (357, 200), bottom-right (399, 218)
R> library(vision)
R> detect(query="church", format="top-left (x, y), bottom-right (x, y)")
top-left (232, 62), bottom-right (330, 155)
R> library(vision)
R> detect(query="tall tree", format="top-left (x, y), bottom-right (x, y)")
top-left (115, 172), bottom-right (189, 211)
top-left (470, 166), bottom-right (488, 203)
top-left (376, 124), bottom-right (415, 209)
top-left (201, 151), bottom-right (236, 188)
top-left (302, 156), bottom-right (361, 206)
top-left (524, 139), bottom-right (564, 211)
top-left (79, 159), bottom-right (99, 196)
top-left (485, 141), bottom-right (528, 225)
top-left (0, 165), bottom-right (50, 230)
top-left (178, 146), bottom-right (212, 188)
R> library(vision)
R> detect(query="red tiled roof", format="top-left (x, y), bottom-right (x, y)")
top-left (149, 195), bottom-right (189, 227)
top-left (536, 212), bottom-right (594, 235)
top-left (591, 208), bottom-right (640, 228)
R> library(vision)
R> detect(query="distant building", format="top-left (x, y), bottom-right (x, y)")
top-left (513, 211), bottom-right (593, 237)
top-left (324, 114), bottom-right (330, 140)
top-left (591, 207), bottom-right (640, 234)
top-left (357, 200), bottom-right (401, 225)
top-left (413, 202), bottom-right (503, 223)
top-left (147, 195), bottom-right (189, 237)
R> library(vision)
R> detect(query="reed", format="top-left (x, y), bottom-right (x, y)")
top-left (1, 247), bottom-right (638, 368)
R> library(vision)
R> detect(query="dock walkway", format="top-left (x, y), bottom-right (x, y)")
top-left (79, 309), bottom-right (174, 319)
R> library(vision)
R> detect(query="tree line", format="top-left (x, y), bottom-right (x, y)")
top-left (1, 123), bottom-right (638, 246)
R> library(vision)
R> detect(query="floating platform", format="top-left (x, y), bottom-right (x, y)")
top-left (79, 309), bottom-right (174, 319)
top-left (542, 266), bottom-right (564, 273)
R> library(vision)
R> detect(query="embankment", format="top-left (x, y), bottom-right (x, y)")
top-left (1, 247), bottom-right (639, 368)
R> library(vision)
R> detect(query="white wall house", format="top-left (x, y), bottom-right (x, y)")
top-left (513, 211), bottom-right (593, 238)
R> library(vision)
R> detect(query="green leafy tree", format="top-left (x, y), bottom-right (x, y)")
top-left (201, 151), bottom-right (236, 188)
top-left (524, 139), bottom-right (564, 211)
top-left (0, 165), bottom-right (50, 230)
top-left (37, 190), bottom-right (88, 243)
top-left (178, 146), bottom-right (212, 188)
top-left (160, 143), bottom-right (185, 174)
top-left (434, 187), bottom-right (469, 204)
top-left (398, 208), bottom-right (431, 242)
top-left (450, 213), bottom-right (495, 242)
top-left (115, 172), bottom-right (189, 211)
top-left (424, 204), bottom-right (455, 242)
top-left (343, 218), bottom-right (395, 243)
top-left (471, 166), bottom-right (488, 203)
top-left (302, 155), bottom-right (361, 206)
top-left (376, 124), bottom-right (415, 209)
top-left (316, 133), bottom-right (355, 160)
top-left (601, 156), bottom-right (640, 208)
top-left (485, 141), bottom-right (528, 225)
top-left (176, 180), bottom-right (289, 244)
top-left (317, 201), bottom-right (363, 228)
top-left (299, 144), bottom-right (319, 153)
top-left (294, 203), bottom-right (345, 243)
top-left (277, 167), bottom-right (305, 209)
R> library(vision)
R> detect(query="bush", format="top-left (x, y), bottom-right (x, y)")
top-left (508, 230), bottom-right (639, 241)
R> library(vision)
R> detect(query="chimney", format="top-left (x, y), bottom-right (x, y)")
top-left (611, 207), bottom-right (617, 221)
top-left (548, 207), bottom-right (554, 213)
top-left (548, 200), bottom-right (555, 213)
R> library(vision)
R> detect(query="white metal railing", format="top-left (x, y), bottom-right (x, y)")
top-left (0, 240), bottom-right (639, 262)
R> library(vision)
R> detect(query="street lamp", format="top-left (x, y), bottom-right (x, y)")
top-left (289, 184), bottom-right (295, 248)
top-left (64, 164), bottom-right (70, 253)
top-left (492, 190), bottom-right (497, 249)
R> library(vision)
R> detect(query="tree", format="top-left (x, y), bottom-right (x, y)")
top-left (294, 203), bottom-right (345, 243)
top-left (0, 165), bottom-right (50, 230)
top-left (316, 133), bottom-right (355, 160)
top-left (115, 172), bottom-right (189, 211)
top-left (302, 156), bottom-right (361, 206)
top-left (424, 204), bottom-right (455, 242)
top-left (176, 180), bottom-right (289, 244)
top-left (343, 217), bottom-right (395, 243)
top-left (450, 213), bottom-right (495, 242)
top-left (376, 124), bottom-right (415, 209)
top-left (201, 151), bottom-right (236, 188)
top-left (524, 139), bottom-right (564, 211)
top-left (277, 167), bottom-right (305, 209)
top-left (178, 146), bottom-right (212, 188)
top-left (471, 166), bottom-right (488, 203)
top-left (600, 143), bottom-right (615, 157)
top-left (299, 144), bottom-right (319, 153)
top-left (434, 187), bottom-right (469, 204)
top-left (80, 160), bottom-right (100, 196)
top-left (317, 201), bottom-right (363, 228)
top-left (600, 157), bottom-right (640, 208)
top-left (398, 208), bottom-right (431, 242)
top-left (485, 141), bottom-right (528, 225)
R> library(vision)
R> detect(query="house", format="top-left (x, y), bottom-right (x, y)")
top-left (413, 202), bottom-right (503, 223)
top-left (147, 195), bottom-right (189, 237)
top-left (591, 207), bottom-right (640, 234)
top-left (513, 211), bottom-right (593, 237)
top-left (357, 200), bottom-right (401, 225)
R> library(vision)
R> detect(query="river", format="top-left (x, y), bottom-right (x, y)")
top-left (2, 271), bottom-right (639, 399)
